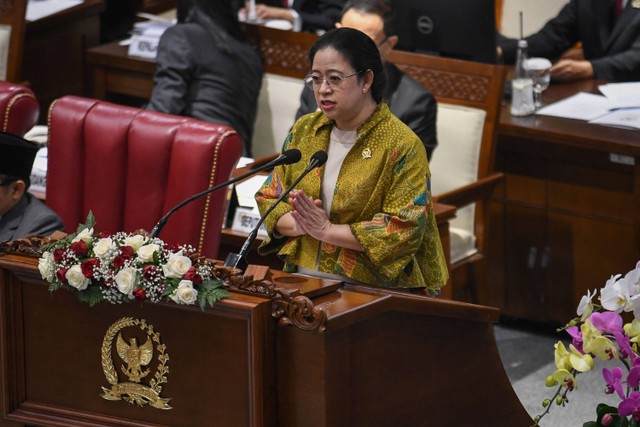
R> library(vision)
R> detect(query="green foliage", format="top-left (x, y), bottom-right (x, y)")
top-left (76, 285), bottom-right (104, 307)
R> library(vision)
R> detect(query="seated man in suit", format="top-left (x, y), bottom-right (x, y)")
top-left (295, 0), bottom-right (438, 159)
top-left (0, 133), bottom-right (64, 242)
top-left (497, 0), bottom-right (640, 82)
top-left (244, 0), bottom-right (345, 33)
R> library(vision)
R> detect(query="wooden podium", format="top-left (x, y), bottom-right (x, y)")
top-left (0, 252), bottom-right (532, 426)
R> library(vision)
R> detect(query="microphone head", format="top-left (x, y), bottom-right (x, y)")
top-left (282, 148), bottom-right (302, 165)
top-left (310, 150), bottom-right (328, 167)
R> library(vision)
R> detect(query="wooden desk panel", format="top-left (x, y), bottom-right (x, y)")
top-left (490, 80), bottom-right (640, 323)
top-left (0, 254), bottom-right (531, 426)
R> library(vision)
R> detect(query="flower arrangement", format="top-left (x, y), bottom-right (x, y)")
top-left (37, 214), bottom-right (229, 308)
top-left (534, 261), bottom-right (640, 427)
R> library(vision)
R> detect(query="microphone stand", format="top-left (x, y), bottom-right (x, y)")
top-left (224, 152), bottom-right (327, 271)
top-left (149, 153), bottom-right (297, 239)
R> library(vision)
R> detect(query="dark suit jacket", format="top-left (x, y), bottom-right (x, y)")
top-left (295, 62), bottom-right (438, 159)
top-left (0, 193), bottom-right (64, 242)
top-left (260, 0), bottom-right (345, 33)
top-left (499, 0), bottom-right (640, 82)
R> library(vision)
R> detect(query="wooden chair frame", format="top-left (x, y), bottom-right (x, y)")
top-left (387, 50), bottom-right (506, 300)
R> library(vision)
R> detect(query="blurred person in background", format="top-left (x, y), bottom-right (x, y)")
top-left (242, 0), bottom-right (345, 33)
top-left (147, 0), bottom-right (263, 156)
top-left (497, 0), bottom-right (640, 82)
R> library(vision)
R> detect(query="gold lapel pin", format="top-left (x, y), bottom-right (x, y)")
top-left (362, 148), bottom-right (372, 159)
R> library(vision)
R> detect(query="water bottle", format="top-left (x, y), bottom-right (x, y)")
top-left (510, 39), bottom-right (535, 116)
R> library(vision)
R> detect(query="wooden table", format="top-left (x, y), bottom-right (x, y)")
top-left (488, 79), bottom-right (640, 324)
top-left (24, 0), bottom-right (105, 118)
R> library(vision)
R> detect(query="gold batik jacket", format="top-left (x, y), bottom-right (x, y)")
top-left (255, 102), bottom-right (448, 294)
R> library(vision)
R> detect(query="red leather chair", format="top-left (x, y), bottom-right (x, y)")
top-left (46, 96), bottom-right (243, 259)
top-left (0, 81), bottom-right (39, 136)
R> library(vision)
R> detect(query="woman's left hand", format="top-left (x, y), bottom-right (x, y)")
top-left (289, 190), bottom-right (331, 241)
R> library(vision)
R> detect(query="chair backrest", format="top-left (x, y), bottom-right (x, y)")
top-left (387, 50), bottom-right (505, 262)
top-left (46, 96), bottom-right (243, 259)
top-left (244, 23), bottom-right (315, 157)
top-left (0, 80), bottom-right (39, 135)
top-left (0, 0), bottom-right (27, 82)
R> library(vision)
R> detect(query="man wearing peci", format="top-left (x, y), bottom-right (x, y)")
top-left (498, 0), bottom-right (640, 82)
top-left (295, 0), bottom-right (438, 159)
top-left (0, 133), bottom-right (64, 242)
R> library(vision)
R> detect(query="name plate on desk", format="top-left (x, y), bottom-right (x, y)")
top-left (128, 35), bottom-right (160, 59)
top-left (231, 207), bottom-right (267, 237)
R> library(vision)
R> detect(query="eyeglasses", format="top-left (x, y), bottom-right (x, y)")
top-left (304, 69), bottom-right (366, 90)
top-left (376, 37), bottom-right (389, 47)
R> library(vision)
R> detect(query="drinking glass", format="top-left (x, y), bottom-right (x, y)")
top-left (525, 57), bottom-right (552, 108)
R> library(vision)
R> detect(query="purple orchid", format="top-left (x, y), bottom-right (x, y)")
top-left (603, 367), bottom-right (625, 399)
top-left (567, 326), bottom-right (584, 353)
top-left (627, 358), bottom-right (640, 389)
top-left (614, 331), bottom-right (636, 361)
top-left (590, 311), bottom-right (624, 335)
top-left (619, 391), bottom-right (640, 421)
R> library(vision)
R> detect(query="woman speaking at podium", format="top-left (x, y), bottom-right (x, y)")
top-left (255, 28), bottom-right (448, 295)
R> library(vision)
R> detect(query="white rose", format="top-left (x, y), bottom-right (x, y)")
top-left (162, 251), bottom-right (192, 279)
top-left (38, 251), bottom-right (55, 282)
top-left (93, 237), bottom-right (115, 259)
top-left (137, 243), bottom-right (160, 263)
top-left (124, 234), bottom-right (146, 251)
top-left (65, 265), bottom-right (90, 290)
top-left (72, 227), bottom-right (94, 244)
top-left (170, 280), bottom-right (198, 305)
top-left (115, 267), bottom-right (137, 297)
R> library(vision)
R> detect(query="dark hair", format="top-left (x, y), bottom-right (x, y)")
top-left (0, 174), bottom-right (29, 189)
top-left (340, 0), bottom-right (397, 37)
top-left (177, 0), bottom-right (245, 42)
top-left (309, 27), bottom-right (387, 103)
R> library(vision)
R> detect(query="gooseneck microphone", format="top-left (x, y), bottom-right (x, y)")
top-left (149, 149), bottom-right (301, 239)
top-left (224, 150), bottom-right (328, 271)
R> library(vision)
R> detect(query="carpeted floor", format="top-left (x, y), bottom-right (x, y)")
top-left (494, 321), bottom-right (624, 427)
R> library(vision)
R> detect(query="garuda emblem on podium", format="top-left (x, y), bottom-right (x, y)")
top-left (100, 317), bottom-right (172, 409)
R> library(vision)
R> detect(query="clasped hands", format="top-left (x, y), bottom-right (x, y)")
top-left (275, 190), bottom-right (364, 251)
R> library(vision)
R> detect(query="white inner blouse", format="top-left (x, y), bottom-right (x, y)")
top-left (296, 126), bottom-right (360, 283)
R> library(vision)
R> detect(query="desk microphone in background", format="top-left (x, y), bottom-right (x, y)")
top-left (149, 149), bottom-right (301, 239)
top-left (224, 150), bottom-right (328, 271)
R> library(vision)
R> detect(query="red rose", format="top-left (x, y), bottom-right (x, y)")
top-left (56, 268), bottom-right (68, 283)
top-left (133, 288), bottom-right (146, 302)
top-left (81, 258), bottom-right (100, 278)
top-left (184, 266), bottom-right (203, 286)
top-left (142, 265), bottom-right (158, 279)
top-left (53, 248), bottom-right (65, 263)
top-left (70, 240), bottom-right (89, 258)
top-left (120, 245), bottom-right (134, 259)
top-left (112, 256), bottom-right (126, 269)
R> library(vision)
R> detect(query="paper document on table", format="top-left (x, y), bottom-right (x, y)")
top-left (535, 92), bottom-right (611, 121)
top-left (589, 108), bottom-right (640, 130)
top-left (598, 82), bottom-right (640, 110)
top-left (26, 0), bottom-right (83, 22)
top-left (235, 175), bottom-right (267, 209)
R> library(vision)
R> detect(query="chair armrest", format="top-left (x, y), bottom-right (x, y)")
top-left (433, 172), bottom-right (504, 208)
